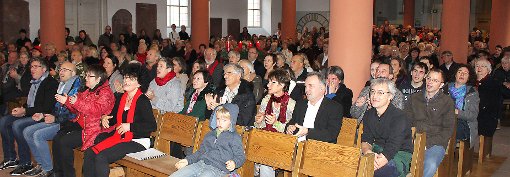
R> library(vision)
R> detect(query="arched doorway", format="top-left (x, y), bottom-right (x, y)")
top-left (112, 9), bottom-right (132, 37)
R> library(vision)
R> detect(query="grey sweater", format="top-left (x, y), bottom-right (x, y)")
top-left (185, 103), bottom-right (246, 173)
top-left (148, 77), bottom-right (184, 113)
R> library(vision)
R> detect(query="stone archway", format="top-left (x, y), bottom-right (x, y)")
top-left (112, 9), bottom-right (132, 37)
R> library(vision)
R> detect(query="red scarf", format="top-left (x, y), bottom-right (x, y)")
top-left (264, 92), bottom-right (290, 132)
top-left (136, 52), bottom-right (147, 64)
top-left (155, 71), bottom-right (176, 86)
top-left (207, 60), bottom-right (219, 76)
top-left (92, 89), bottom-right (143, 154)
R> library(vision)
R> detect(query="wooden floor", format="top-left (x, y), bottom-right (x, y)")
top-left (0, 115), bottom-right (509, 177)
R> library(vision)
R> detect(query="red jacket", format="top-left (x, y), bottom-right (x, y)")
top-left (65, 81), bottom-right (115, 150)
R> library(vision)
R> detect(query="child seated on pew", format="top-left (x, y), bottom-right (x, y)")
top-left (171, 103), bottom-right (246, 177)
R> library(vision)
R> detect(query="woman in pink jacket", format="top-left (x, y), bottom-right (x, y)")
top-left (52, 64), bottom-right (115, 177)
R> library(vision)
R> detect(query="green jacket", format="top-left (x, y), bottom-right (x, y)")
top-left (373, 144), bottom-right (412, 177)
top-left (179, 85), bottom-right (215, 121)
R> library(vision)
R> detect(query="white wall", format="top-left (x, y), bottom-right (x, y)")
top-left (270, 0), bottom-right (282, 35)
top-left (210, 0), bottom-right (248, 37)
top-left (107, 0), bottom-right (168, 37)
top-left (28, 0), bottom-right (40, 40)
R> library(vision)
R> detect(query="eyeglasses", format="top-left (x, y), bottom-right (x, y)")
top-left (370, 90), bottom-right (391, 96)
top-left (426, 77), bottom-right (442, 83)
top-left (58, 68), bottom-right (73, 73)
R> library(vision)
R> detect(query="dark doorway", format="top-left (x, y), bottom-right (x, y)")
top-left (112, 9), bottom-right (132, 37)
top-left (227, 19), bottom-right (240, 40)
top-left (136, 3), bottom-right (157, 39)
top-left (210, 18), bottom-right (222, 39)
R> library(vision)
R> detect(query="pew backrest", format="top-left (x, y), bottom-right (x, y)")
top-left (154, 113), bottom-right (198, 154)
top-left (293, 140), bottom-right (375, 177)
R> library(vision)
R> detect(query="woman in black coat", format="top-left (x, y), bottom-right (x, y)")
top-left (475, 59), bottom-right (502, 137)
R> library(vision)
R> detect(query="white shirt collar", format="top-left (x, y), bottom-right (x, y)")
top-left (307, 96), bottom-right (324, 108)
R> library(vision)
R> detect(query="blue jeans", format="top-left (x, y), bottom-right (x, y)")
top-left (170, 160), bottom-right (227, 177)
top-left (423, 145), bottom-right (446, 177)
top-left (24, 122), bottom-right (60, 171)
top-left (12, 117), bottom-right (38, 165)
top-left (0, 115), bottom-right (18, 161)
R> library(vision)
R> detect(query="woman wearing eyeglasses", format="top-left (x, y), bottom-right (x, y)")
top-left (52, 65), bottom-right (115, 177)
top-left (83, 63), bottom-right (156, 177)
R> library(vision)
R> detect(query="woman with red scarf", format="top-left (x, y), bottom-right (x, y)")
top-left (135, 43), bottom-right (148, 64)
top-left (83, 63), bottom-right (156, 177)
top-left (146, 57), bottom-right (185, 113)
top-left (253, 69), bottom-right (296, 177)
top-left (52, 65), bottom-right (115, 177)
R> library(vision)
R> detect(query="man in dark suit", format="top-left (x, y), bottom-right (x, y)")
top-left (438, 50), bottom-right (460, 82)
top-left (205, 64), bottom-right (256, 126)
top-left (290, 55), bottom-right (308, 101)
top-left (125, 26), bottom-right (138, 54)
top-left (325, 66), bottom-right (353, 118)
top-left (315, 42), bottom-right (329, 71)
top-left (248, 47), bottom-right (266, 77)
top-left (285, 72), bottom-right (343, 143)
top-left (178, 25), bottom-right (190, 41)
top-left (204, 48), bottom-right (224, 88)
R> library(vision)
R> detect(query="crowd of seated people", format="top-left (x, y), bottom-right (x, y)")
top-left (0, 22), bottom-right (508, 177)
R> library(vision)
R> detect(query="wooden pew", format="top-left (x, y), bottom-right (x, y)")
top-left (337, 118), bottom-right (363, 148)
top-left (150, 109), bottom-right (162, 138)
top-left (457, 140), bottom-right (473, 177)
top-left (115, 113), bottom-right (198, 176)
top-left (239, 128), bottom-right (298, 177)
top-left (410, 132), bottom-right (426, 177)
top-left (478, 135), bottom-right (492, 164)
top-left (292, 140), bottom-right (374, 177)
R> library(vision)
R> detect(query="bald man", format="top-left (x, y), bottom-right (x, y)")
top-left (204, 48), bottom-right (225, 88)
